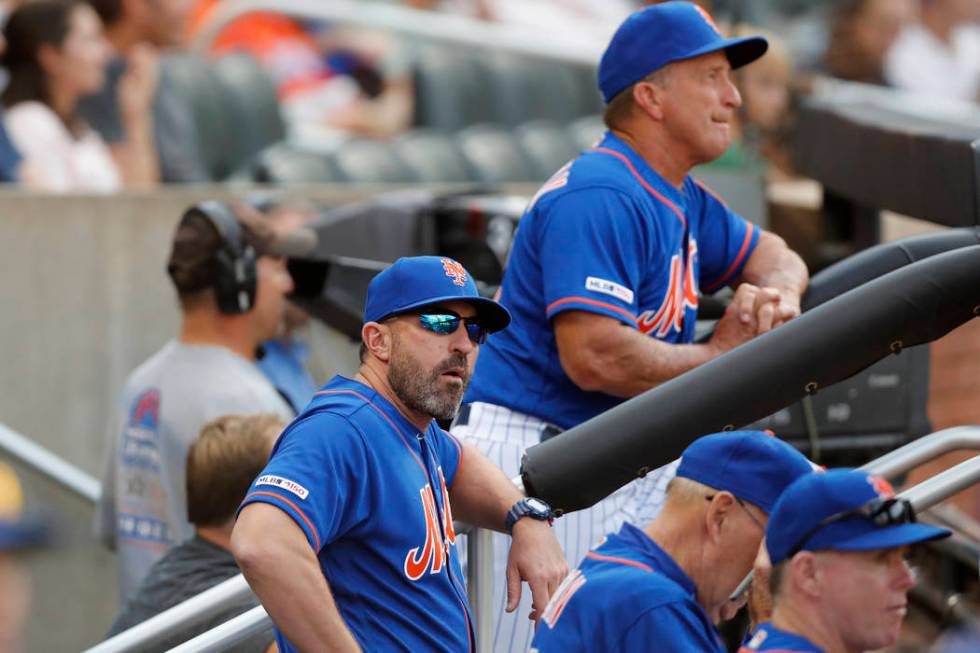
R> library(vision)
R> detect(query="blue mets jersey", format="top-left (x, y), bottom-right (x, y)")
top-left (465, 131), bottom-right (759, 429)
top-left (239, 375), bottom-right (473, 653)
top-left (530, 522), bottom-right (726, 653)
top-left (740, 623), bottom-right (825, 652)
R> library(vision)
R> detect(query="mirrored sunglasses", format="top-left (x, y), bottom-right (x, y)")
top-left (417, 313), bottom-right (489, 344)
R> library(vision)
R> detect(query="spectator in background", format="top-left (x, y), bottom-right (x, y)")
top-left (105, 414), bottom-right (283, 653)
top-left (0, 462), bottom-right (50, 653)
top-left (80, 0), bottom-right (210, 183)
top-left (709, 25), bottom-right (795, 181)
top-left (0, 1), bottom-right (26, 184)
top-left (823, 0), bottom-right (916, 85)
top-left (885, 0), bottom-right (980, 102)
top-left (0, 0), bottom-right (157, 192)
top-left (95, 201), bottom-right (309, 602)
top-left (188, 0), bottom-right (414, 148)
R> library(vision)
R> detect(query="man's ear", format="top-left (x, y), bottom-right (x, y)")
top-left (704, 492), bottom-right (736, 544)
top-left (361, 322), bottom-right (392, 363)
top-left (632, 80), bottom-right (666, 121)
top-left (790, 552), bottom-right (822, 599)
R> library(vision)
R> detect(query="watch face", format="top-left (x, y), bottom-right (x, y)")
top-left (527, 498), bottom-right (548, 513)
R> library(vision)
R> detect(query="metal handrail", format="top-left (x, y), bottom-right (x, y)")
top-left (167, 606), bottom-right (271, 653)
top-left (861, 426), bottom-right (980, 479)
top-left (85, 576), bottom-right (254, 653)
top-left (0, 422), bottom-right (100, 503)
top-left (191, 0), bottom-right (603, 65)
top-left (901, 456), bottom-right (980, 511)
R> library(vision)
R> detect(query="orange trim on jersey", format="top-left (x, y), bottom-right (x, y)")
top-left (703, 223), bottom-right (755, 293)
top-left (244, 490), bottom-right (321, 551)
top-left (546, 296), bottom-right (638, 324)
top-left (592, 147), bottom-right (687, 228)
top-left (585, 551), bottom-right (654, 572)
top-left (315, 389), bottom-right (425, 471)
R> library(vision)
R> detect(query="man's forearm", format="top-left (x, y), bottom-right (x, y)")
top-left (740, 231), bottom-right (808, 299)
top-left (233, 504), bottom-right (362, 653)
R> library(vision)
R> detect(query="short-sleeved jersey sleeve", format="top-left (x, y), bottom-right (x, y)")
top-left (617, 603), bottom-right (726, 653)
top-left (539, 189), bottom-right (650, 327)
top-left (431, 429), bottom-right (464, 488)
top-left (239, 412), bottom-right (372, 553)
top-left (693, 181), bottom-right (760, 294)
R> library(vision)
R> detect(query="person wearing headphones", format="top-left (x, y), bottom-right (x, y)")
top-left (95, 200), bottom-right (312, 601)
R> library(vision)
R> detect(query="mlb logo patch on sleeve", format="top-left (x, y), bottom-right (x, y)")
top-left (256, 475), bottom-right (309, 500)
top-left (586, 276), bottom-right (634, 304)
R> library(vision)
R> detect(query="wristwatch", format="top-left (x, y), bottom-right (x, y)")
top-left (505, 497), bottom-right (554, 533)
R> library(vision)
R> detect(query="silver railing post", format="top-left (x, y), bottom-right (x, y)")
top-left (0, 422), bottom-right (100, 503)
top-left (468, 526), bottom-right (495, 653)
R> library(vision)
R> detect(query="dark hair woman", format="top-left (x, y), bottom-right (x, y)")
top-left (1, 0), bottom-right (156, 191)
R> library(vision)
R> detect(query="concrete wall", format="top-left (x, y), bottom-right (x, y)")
top-left (0, 188), bottom-right (375, 651)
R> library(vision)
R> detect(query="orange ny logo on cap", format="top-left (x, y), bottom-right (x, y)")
top-left (867, 474), bottom-right (895, 499)
top-left (441, 258), bottom-right (468, 287)
top-left (694, 5), bottom-right (721, 35)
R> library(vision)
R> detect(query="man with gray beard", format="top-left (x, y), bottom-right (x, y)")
top-left (233, 256), bottom-right (568, 653)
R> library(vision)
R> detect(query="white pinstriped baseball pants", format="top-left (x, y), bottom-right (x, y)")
top-left (452, 401), bottom-right (680, 653)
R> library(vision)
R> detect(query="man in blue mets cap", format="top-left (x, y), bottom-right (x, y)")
top-left (742, 469), bottom-right (951, 653)
top-left (234, 256), bottom-right (567, 652)
top-left (531, 431), bottom-right (813, 653)
top-left (459, 4), bottom-right (809, 647)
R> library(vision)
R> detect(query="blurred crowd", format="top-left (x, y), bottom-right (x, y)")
top-left (0, 0), bottom-right (974, 192)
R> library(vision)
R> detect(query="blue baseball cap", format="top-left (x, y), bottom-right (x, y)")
top-left (676, 431), bottom-right (813, 513)
top-left (598, 1), bottom-right (769, 103)
top-left (364, 256), bottom-right (511, 333)
top-left (766, 469), bottom-right (952, 565)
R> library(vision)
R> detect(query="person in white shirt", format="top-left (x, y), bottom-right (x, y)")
top-left (0, 0), bottom-right (157, 192)
top-left (885, 0), bottom-right (980, 102)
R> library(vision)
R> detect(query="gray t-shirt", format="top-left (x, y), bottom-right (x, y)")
top-left (77, 56), bottom-right (210, 183)
top-left (106, 535), bottom-right (273, 652)
top-left (95, 341), bottom-right (293, 601)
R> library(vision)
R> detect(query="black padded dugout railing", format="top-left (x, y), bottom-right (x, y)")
top-left (522, 245), bottom-right (980, 515)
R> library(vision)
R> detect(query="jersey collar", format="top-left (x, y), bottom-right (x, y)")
top-left (327, 375), bottom-right (434, 438)
top-left (743, 622), bottom-right (826, 652)
top-left (613, 521), bottom-right (698, 596)
top-left (597, 131), bottom-right (690, 211)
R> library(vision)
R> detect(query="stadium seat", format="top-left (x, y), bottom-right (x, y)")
top-left (482, 53), bottom-right (585, 126)
top-left (249, 144), bottom-right (348, 184)
top-left (455, 124), bottom-right (538, 184)
top-left (212, 52), bottom-right (287, 173)
top-left (332, 139), bottom-right (418, 183)
top-left (412, 45), bottom-right (496, 131)
top-left (164, 53), bottom-right (236, 180)
top-left (567, 114), bottom-right (606, 151)
top-left (391, 128), bottom-right (476, 183)
top-left (515, 120), bottom-right (581, 179)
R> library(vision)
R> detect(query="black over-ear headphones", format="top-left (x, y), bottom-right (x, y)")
top-left (189, 201), bottom-right (258, 314)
